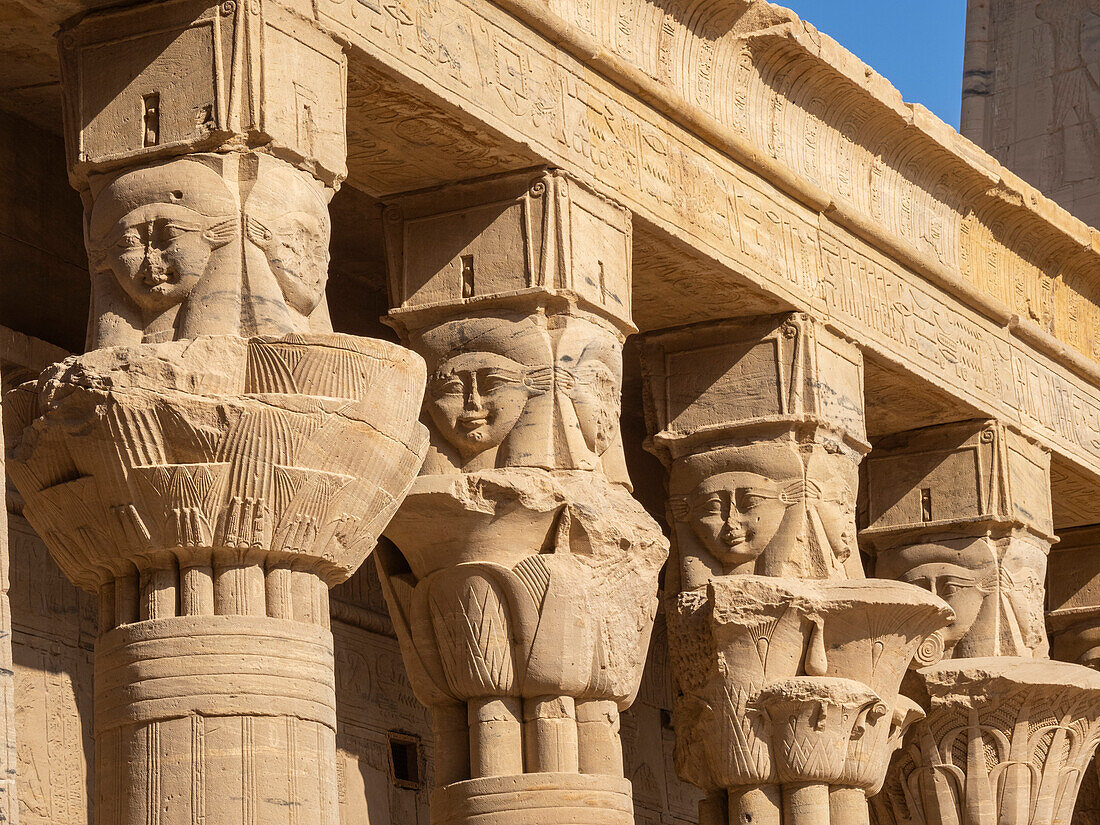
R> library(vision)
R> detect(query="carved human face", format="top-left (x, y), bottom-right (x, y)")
top-left (688, 472), bottom-right (788, 568)
top-left (427, 352), bottom-right (534, 460)
top-left (252, 212), bottom-right (330, 316)
top-left (99, 202), bottom-right (219, 313)
top-left (815, 476), bottom-right (857, 564)
top-left (899, 556), bottom-right (994, 652)
top-left (244, 160), bottom-right (332, 319)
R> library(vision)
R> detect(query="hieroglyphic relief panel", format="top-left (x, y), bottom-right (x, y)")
top-left (332, 564), bottom-right (432, 825)
top-left (322, 0), bottom-right (1100, 369)
top-left (310, 0), bottom-right (1100, 491)
top-left (2, 325), bottom-right (91, 825)
top-left (9, 518), bottom-right (94, 825)
top-left (536, 0), bottom-right (1100, 362)
top-left (964, 0), bottom-right (1100, 229)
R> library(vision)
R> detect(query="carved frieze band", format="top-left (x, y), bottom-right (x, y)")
top-left (310, 0), bottom-right (1100, 484)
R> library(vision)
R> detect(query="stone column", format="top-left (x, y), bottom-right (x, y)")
top-left (862, 421), bottom-right (1100, 825)
top-left (375, 170), bottom-right (669, 824)
top-left (1047, 525), bottom-right (1100, 668)
top-left (3, 3), bottom-right (430, 823)
top-left (0, 401), bottom-right (16, 824)
top-left (638, 316), bottom-right (952, 825)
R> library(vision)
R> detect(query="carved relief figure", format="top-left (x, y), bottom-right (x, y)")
top-left (875, 536), bottom-right (1049, 658)
top-left (85, 156), bottom-right (338, 347)
top-left (412, 313), bottom-right (629, 481)
top-left (426, 352), bottom-right (551, 470)
top-left (86, 159), bottom-right (239, 347)
top-left (670, 442), bottom-right (860, 589)
top-left (684, 470), bottom-right (789, 568)
top-left (1036, 0), bottom-right (1100, 190)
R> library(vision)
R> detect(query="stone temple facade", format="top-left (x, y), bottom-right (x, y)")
top-left (0, 1), bottom-right (1099, 824)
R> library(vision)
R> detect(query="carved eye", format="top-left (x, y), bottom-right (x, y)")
top-left (737, 490), bottom-right (772, 510)
top-left (118, 230), bottom-right (143, 250)
top-left (479, 371), bottom-right (518, 392)
top-left (695, 496), bottom-right (724, 517)
top-left (433, 378), bottom-right (464, 397)
top-left (940, 577), bottom-right (976, 597)
top-left (158, 221), bottom-right (200, 244)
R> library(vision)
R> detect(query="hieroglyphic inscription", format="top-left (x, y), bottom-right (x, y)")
top-left (333, 618), bottom-right (431, 824)
top-left (312, 0), bottom-right (1100, 481)
top-left (9, 519), bottom-right (94, 825)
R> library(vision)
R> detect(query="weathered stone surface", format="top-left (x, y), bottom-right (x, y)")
top-left (4, 335), bottom-right (429, 825)
top-left (299, 0), bottom-right (1100, 496)
top-left (378, 168), bottom-right (668, 824)
top-left (3, 0), bottom-right (1100, 822)
top-left (85, 154), bottom-right (336, 348)
top-left (864, 419), bottom-right (1100, 825)
top-left (1048, 525), bottom-right (1100, 667)
top-left (669, 577), bottom-right (951, 794)
top-left (874, 659), bottom-right (1100, 825)
top-left (641, 313), bottom-right (954, 825)
top-left (864, 421), bottom-right (1055, 659)
top-left (963, 0), bottom-right (1100, 229)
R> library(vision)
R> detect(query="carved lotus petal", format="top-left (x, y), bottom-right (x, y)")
top-left (5, 334), bottom-right (429, 589)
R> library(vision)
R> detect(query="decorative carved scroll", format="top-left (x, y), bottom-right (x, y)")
top-left (377, 169), bottom-right (668, 824)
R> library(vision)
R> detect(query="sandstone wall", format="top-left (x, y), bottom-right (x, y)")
top-left (964, 0), bottom-right (1100, 229)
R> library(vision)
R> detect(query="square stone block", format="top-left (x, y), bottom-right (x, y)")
top-left (640, 313), bottom-right (866, 460)
top-left (382, 169), bottom-right (633, 330)
top-left (60, 0), bottom-right (346, 185)
top-left (865, 420), bottom-right (1053, 539)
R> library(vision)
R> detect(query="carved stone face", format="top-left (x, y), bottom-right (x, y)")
top-left (88, 161), bottom-right (237, 317)
top-left (896, 550), bottom-right (995, 653)
top-left (688, 471), bottom-right (788, 567)
top-left (427, 351), bottom-right (536, 460)
top-left (244, 161), bottom-right (332, 319)
top-left (815, 474), bottom-right (857, 564)
top-left (264, 212), bottom-right (330, 315)
top-left (100, 203), bottom-right (219, 313)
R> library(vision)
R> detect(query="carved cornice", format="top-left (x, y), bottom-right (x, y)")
top-left (489, 0), bottom-right (1100, 382)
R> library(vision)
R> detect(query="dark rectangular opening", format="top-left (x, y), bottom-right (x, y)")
top-left (388, 734), bottom-right (422, 790)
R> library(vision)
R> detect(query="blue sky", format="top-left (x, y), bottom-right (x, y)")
top-left (778, 1), bottom-right (968, 129)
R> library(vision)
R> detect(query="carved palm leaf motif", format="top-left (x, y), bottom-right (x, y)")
top-left (245, 340), bottom-right (299, 394)
top-left (428, 571), bottom-right (516, 697)
top-left (270, 467), bottom-right (352, 555)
